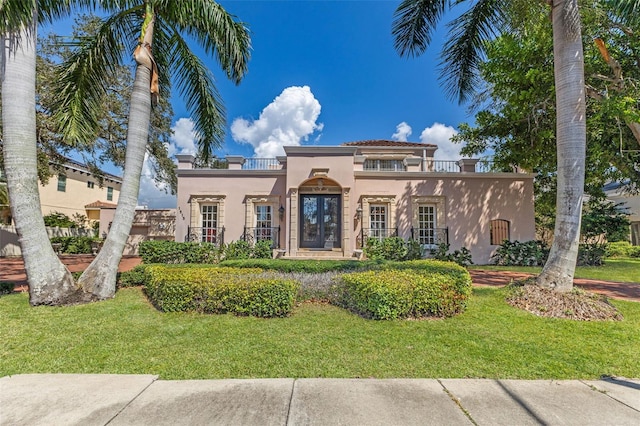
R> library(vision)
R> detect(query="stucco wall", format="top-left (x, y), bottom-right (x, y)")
top-left (40, 168), bottom-right (121, 219)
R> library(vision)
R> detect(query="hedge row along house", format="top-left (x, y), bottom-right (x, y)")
top-left (176, 140), bottom-right (536, 264)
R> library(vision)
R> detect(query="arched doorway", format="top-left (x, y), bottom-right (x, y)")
top-left (299, 177), bottom-right (341, 249)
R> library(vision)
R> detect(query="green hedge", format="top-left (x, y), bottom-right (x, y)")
top-left (138, 240), bottom-right (220, 264)
top-left (144, 266), bottom-right (299, 317)
top-left (335, 260), bottom-right (472, 320)
top-left (607, 241), bottom-right (640, 258)
top-left (220, 258), bottom-right (374, 273)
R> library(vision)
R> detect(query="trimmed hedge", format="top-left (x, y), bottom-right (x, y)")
top-left (144, 265), bottom-right (299, 317)
top-left (49, 236), bottom-right (99, 254)
top-left (139, 240), bottom-right (220, 264)
top-left (219, 258), bottom-right (374, 273)
top-left (607, 241), bottom-right (640, 258)
top-left (335, 260), bottom-right (472, 320)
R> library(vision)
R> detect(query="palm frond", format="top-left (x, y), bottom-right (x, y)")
top-left (167, 30), bottom-right (225, 162)
top-left (0, 0), bottom-right (36, 32)
top-left (440, 0), bottom-right (506, 103)
top-left (51, 8), bottom-right (141, 147)
top-left (392, 0), bottom-right (448, 57)
top-left (603, 0), bottom-right (640, 16)
top-left (160, 0), bottom-right (251, 84)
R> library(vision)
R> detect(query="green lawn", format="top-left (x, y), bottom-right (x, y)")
top-left (471, 257), bottom-right (640, 284)
top-left (2, 287), bottom-right (639, 380)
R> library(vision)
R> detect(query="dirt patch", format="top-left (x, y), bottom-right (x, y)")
top-left (506, 280), bottom-right (623, 321)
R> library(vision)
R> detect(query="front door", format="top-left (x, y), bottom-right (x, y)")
top-left (300, 194), bottom-right (341, 248)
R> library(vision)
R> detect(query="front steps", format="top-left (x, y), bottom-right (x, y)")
top-left (280, 248), bottom-right (357, 261)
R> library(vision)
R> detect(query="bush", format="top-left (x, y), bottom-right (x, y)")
top-left (430, 243), bottom-right (473, 267)
top-left (222, 240), bottom-right (253, 260)
top-left (0, 281), bottom-right (14, 295)
top-left (335, 261), bottom-right (472, 320)
top-left (490, 240), bottom-right (548, 266)
top-left (118, 265), bottom-right (151, 288)
top-left (363, 237), bottom-right (423, 261)
top-left (138, 240), bottom-right (220, 264)
top-left (220, 258), bottom-right (371, 273)
top-left (252, 240), bottom-right (274, 259)
top-left (577, 243), bottom-right (607, 266)
top-left (49, 236), bottom-right (99, 254)
top-left (607, 241), bottom-right (640, 258)
top-left (144, 265), bottom-right (299, 318)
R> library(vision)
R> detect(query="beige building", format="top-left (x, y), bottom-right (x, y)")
top-left (39, 158), bottom-right (122, 223)
top-left (176, 140), bottom-right (536, 264)
top-left (605, 182), bottom-right (640, 245)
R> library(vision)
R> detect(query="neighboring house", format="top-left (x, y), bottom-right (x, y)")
top-left (175, 140), bottom-right (536, 264)
top-left (605, 182), bottom-right (640, 245)
top-left (39, 157), bottom-right (122, 223)
top-left (97, 205), bottom-right (176, 255)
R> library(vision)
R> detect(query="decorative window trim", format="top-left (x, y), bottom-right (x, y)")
top-left (245, 195), bottom-right (280, 229)
top-left (360, 195), bottom-right (396, 231)
top-left (189, 195), bottom-right (226, 230)
top-left (411, 196), bottom-right (446, 231)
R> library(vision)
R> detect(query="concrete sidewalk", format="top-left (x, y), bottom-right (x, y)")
top-left (1, 375), bottom-right (638, 425)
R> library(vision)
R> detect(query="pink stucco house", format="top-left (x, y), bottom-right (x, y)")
top-left (175, 140), bottom-right (536, 264)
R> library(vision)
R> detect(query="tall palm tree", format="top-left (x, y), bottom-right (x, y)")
top-left (392, 0), bottom-right (637, 292)
top-left (0, 1), bottom-right (95, 305)
top-left (54, 0), bottom-right (251, 299)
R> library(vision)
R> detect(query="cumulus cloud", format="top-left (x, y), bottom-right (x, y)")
top-left (168, 117), bottom-right (197, 156)
top-left (231, 86), bottom-right (323, 157)
top-left (419, 122), bottom-right (460, 161)
top-left (391, 121), bottom-right (412, 141)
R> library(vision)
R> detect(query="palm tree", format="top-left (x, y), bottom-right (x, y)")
top-left (0, 1), bottom-right (91, 305)
top-left (392, 0), bottom-right (638, 292)
top-left (54, 0), bottom-right (251, 299)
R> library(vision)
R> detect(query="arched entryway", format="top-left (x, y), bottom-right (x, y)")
top-left (299, 177), bottom-right (341, 249)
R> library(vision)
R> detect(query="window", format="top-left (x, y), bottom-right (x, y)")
top-left (107, 186), bottom-right (113, 201)
top-left (490, 219), bottom-right (510, 245)
top-left (255, 205), bottom-right (273, 241)
top-left (201, 204), bottom-right (218, 243)
top-left (87, 181), bottom-right (95, 189)
top-left (57, 174), bottom-right (66, 192)
top-left (363, 159), bottom-right (405, 171)
top-left (369, 204), bottom-right (388, 240)
top-left (417, 205), bottom-right (437, 247)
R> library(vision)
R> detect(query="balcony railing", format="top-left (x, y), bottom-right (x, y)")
top-left (242, 158), bottom-right (281, 170)
top-left (410, 227), bottom-right (449, 247)
top-left (186, 226), bottom-right (225, 246)
top-left (242, 226), bottom-right (281, 248)
top-left (357, 227), bottom-right (398, 248)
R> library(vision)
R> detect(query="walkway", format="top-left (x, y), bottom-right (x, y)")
top-left (1, 256), bottom-right (638, 302)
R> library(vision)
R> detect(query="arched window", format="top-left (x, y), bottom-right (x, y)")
top-left (490, 219), bottom-right (510, 245)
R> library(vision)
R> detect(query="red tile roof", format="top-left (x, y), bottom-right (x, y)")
top-left (342, 140), bottom-right (437, 148)
top-left (84, 200), bottom-right (117, 209)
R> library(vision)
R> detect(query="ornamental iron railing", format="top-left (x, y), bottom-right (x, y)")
top-left (242, 226), bottom-right (281, 248)
top-left (410, 226), bottom-right (449, 247)
top-left (186, 226), bottom-right (225, 246)
top-left (357, 227), bottom-right (398, 249)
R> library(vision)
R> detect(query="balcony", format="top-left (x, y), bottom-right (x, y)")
top-left (242, 226), bottom-right (281, 248)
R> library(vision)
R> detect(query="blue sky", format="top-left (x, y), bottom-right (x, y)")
top-left (50, 1), bottom-right (472, 208)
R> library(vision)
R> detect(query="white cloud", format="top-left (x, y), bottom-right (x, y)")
top-left (419, 122), bottom-right (460, 161)
top-left (169, 117), bottom-right (197, 156)
top-left (231, 86), bottom-right (323, 157)
top-left (392, 122), bottom-right (412, 141)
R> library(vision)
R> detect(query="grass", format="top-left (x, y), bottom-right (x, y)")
top-left (1, 287), bottom-right (639, 380)
top-left (470, 257), bottom-right (640, 284)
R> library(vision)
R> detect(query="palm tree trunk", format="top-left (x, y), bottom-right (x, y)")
top-left (77, 63), bottom-right (152, 299)
top-left (537, 0), bottom-right (586, 292)
top-left (1, 16), bottom-right (77, 305)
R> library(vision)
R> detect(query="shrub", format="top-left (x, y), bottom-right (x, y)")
top-left (490, 240), bottom-right (548, 266)
top-left (252, 240), bottom-right (274, 259)
top-left (222, 240), bottom-right (253, 260)
top-left (577, 243), bottom-right (607, 266)
top-left (138, 240), bottom-right (220, 264)
top-left (144, 265), bottom-right (299, 318)
top-left (363, 236), bottom-right (424, 261)
top-left (220, 258), bottom-right (371, 273)
top-left (49, 236), bottom-right (99, 254)
top-left (0, 281), bottom-right (14, 295)
top-left (606, 241), bottom-right (640, 258)
top-left (430, 243), bottom-right (473, 267)
top-left (118, 265), bottom-right (151, 288)
top-left (335, 260), bottom-right (472, 319)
